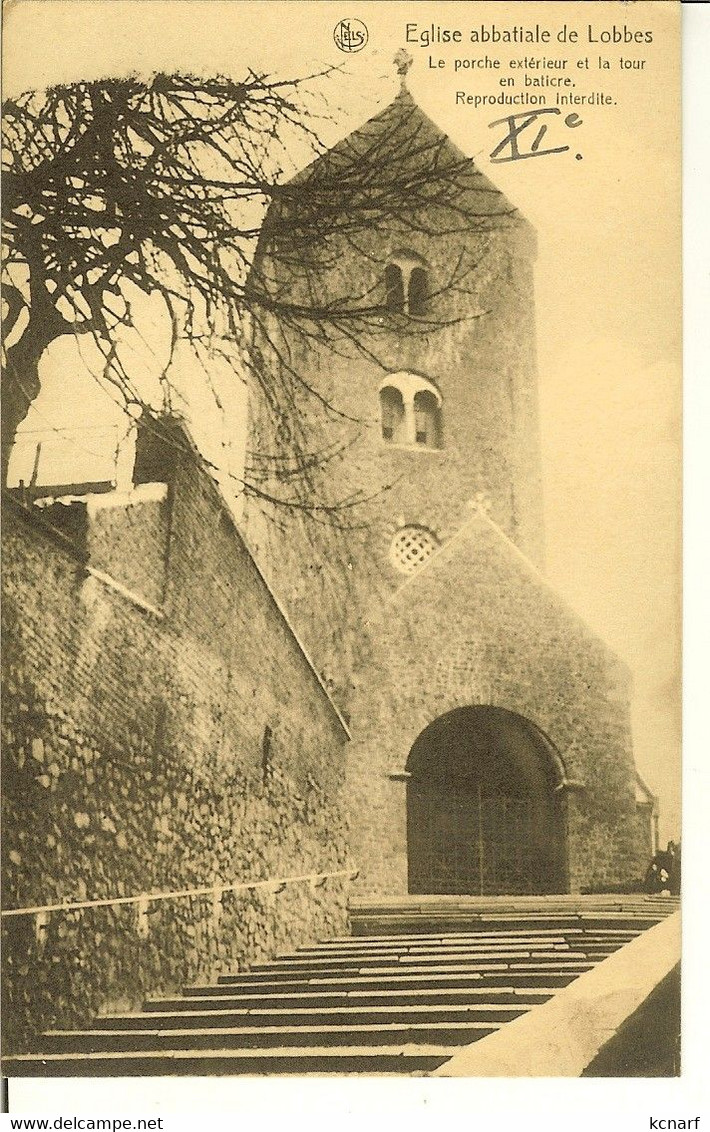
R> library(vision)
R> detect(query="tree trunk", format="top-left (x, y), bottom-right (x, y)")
top-left (2, 327), bottom-right (56, 488)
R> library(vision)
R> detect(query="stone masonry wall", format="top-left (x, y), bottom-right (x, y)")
top-left (1, 454), bottom-right (350, 1054)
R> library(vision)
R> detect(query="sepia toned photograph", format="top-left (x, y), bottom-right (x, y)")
top-left (1, 0), bottom-right (681, 1084)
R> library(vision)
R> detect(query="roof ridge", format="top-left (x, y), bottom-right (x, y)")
top-left (283, 89), bottom-right (521, 219)
top-left (390, 509), bottom-right (630, 676)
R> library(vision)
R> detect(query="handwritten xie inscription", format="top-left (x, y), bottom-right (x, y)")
top-left (489, 107), bottom-right (583, 163)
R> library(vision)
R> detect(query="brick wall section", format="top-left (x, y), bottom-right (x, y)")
top-left (87, 490), bottom-right (169, 607)
top-left (344, 514), bottom-right (648, 896)
top-left (1, 452), bottom-right (350, 1054)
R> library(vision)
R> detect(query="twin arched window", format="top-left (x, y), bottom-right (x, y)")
top-left (385, 256), bottom-right (429, 317)
top-left (379, 373), bottom-right (442, 450)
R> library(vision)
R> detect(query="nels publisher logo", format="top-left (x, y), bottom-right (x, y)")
top-left (333, 18), bottom-right (368, 52)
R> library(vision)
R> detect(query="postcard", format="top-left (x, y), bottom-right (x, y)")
top-left (1, 0), bottom-right (684, 1110)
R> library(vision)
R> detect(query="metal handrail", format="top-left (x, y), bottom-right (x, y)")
top-left (1, 867), bottom-right (359, 919)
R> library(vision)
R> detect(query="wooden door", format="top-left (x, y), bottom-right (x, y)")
top-left (407, 783), bottom-right (538, 895)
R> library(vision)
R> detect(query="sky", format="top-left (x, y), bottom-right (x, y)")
top-left (4, 0), bottom-right (681, 839)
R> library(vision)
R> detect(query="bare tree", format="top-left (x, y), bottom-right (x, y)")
top-left (2, 69), bottom-right (512, 515)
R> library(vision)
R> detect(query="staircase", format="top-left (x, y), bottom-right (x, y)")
top-left (3, 894), bottom-right (679, 1077)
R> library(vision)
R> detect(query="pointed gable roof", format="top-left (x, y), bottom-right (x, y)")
top-left (249, 89), bottom-right (528, 272)
top-left (390, 507), bottom-right (631, 685)
top-left (286, 88), bottom-right (520, 228)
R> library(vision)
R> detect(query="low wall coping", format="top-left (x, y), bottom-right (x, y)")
top-left (433, 909), bottom-right (680, 1077)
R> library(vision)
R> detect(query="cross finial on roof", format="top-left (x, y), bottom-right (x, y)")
top-left (394, 48), bottom-right (413, 88)
top-left (467, 491), bottom-right (493, 515)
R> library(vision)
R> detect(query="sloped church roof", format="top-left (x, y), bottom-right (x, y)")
top-left (391, 506), bottom-right (632, 685)
top-left (296, 88), bottom-right (517, 213)
top-left (257, 88), bottom-right (524, 250)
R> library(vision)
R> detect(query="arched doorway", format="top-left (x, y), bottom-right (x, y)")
top-left (406, 706), bottom-right (568, 895)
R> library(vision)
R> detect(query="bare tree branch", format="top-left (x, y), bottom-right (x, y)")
top-left (2, 71), bottom-right (512, 523)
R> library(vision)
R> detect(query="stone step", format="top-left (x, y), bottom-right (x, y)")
top-left (212, 955), bottom-right (613, 985)
top-left (348, 895), bottom-right (679, 910)
top-left (9, 896), bottom-right (674, 1076)
top-left (294, 935), bottom-right (623, 957)
top-left (314, 927), bottom-right (640, 945)
top-left (185, 959), bottom-right (593, 996)
top-left (348, 907), bottom-right (671, 922)
top-left (261, 946), bottom-right (624, 971)
top-left (2, 1045), bottom-right (455, 1077)
top-left (40, 1019), bottom-right (505, 1055)
top-left (94, 995), bottom-right (555, 1031)
top-left (286, 939), bottom-right (579, 959)
top-left (349, 908), bottom-right (670, 921)
top-left (210, 950), bottom-right (616, 987)
top-left (347, 897), bottom-right (680, 926)
top-left (245, 949), bottom-right (593, 975)
top-left (259, 944), bottom-right (590, 966)
top-left (206, 961), bottom-right (609, 993)
top-left (349, 914), bottom-right (665, 936)
top-left (146, 977), bottom-right (582, 1013)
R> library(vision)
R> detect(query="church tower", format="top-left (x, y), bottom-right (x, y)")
top-left (245, 83), bottom-right (544, 696)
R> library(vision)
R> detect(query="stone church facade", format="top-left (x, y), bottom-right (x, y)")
top-left (244, 89), bottom-right (651, 897)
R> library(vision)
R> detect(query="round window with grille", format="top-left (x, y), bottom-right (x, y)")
top-left (390, 526), bottom-right (439, 574)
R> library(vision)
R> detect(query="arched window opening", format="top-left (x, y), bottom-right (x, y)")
top-left (408, 267), bottom-right (428, 316)
top-left (413, 389), bottom-right (442, 448)
top-left (385, 264), bottom-right (405, 313)
top-left (380, 386), bottom-right (405, 444)
top-left (384, 255), bottom-right (430, 317)
top-left (378, 372), bottom-right (443, 450)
